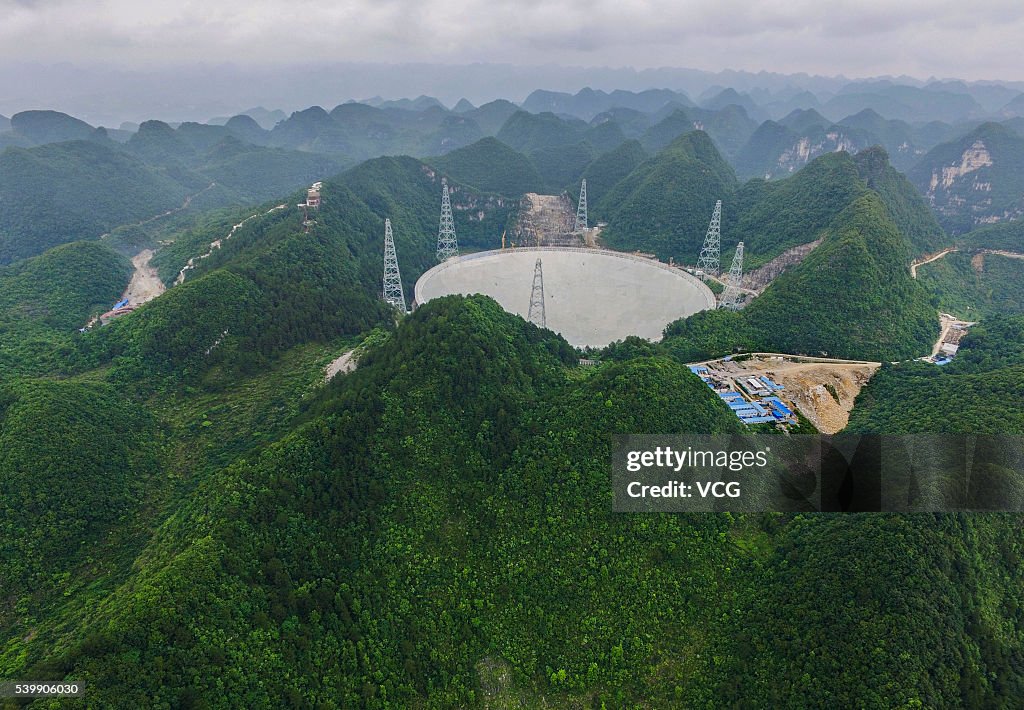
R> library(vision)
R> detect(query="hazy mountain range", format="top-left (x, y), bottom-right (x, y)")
top-left (3, 62), bottom-right (1024, 126)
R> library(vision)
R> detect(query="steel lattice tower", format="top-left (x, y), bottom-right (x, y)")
top-left (696, 199), bottom-right (722, 277)
top-left (382, 218), bottom-right (407, 313)
top-left (527, 258), bottom-right (546, 328)
top-left (574, 179), bottom-right (588, 232)
top-left (436, 178), bottom-right (459, 262)
top-left (719, 241), bottom-right (745, 310)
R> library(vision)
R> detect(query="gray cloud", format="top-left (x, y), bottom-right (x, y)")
top-left (0, 0), bottom-right (1021, 82)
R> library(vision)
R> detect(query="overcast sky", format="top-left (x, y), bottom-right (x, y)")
top-left (2, 0), bottom-right (1023, 81)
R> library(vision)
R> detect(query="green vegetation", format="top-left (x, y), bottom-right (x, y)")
top-left (0, 141), bottom-right (193, 263)
top-left (664, 193), bottom-right (938, 361)
top-left (0, 128), bottom-right (346, 264)
top-left (429, 137), bottom-right (544, 196)
top-left (729, 151), bottom-right (868, 267)
top-left (847, 314), bottom-right (1024, 434)
top-left (956, 218), bottom-right (1024, 252)
top-left (638, 109), bottom-right (696, 153)
top-left (598, 131), bottom-right (737, 260)
top-left (836, 108), bottom-right (927, 170)
top-left (4, 297), bottom-right (756, 708)
top-left (732, 119), bottom-right (803, 179)
top-left (2, 102), bottom-right (1024, 708)
top-left (578, 139), bottom-right (647, 208)
top-left (853, 146), bottom-right (949, 256)
top-left (528, 141), bottom-right (596, 192)
top-left (3, 293), bottom-right (1021, 707)
top-left (715, 514), bottom-right (1024, 707)
top-left (917, 251), bottom-right (1024, 319)
top-left (595, 135), bottom-right (941, 270)
top-left (78, 153), bottom-right (513, 393)
top-left (495, 111), bottom-right (585, 154)
top-left (197, 139), bottom-right (345, 201)
top-left (639, 106), bottom-right (757, 159)
top-left (0, 241), bottom-right (130, 377)
top-left (8, 110), bottom-right (94, 144)
top-left (0, 379), bottom-right (160, 611)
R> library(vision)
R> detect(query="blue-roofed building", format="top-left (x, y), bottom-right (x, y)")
top-left (759, 375), bottom-right (783, 391)
top-left (763, 396), bottom-right (793, 417)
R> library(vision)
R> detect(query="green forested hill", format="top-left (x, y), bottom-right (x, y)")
top-left (8, 110), bottom-right (95, 144)
top-left (580, 139), bottom-right (647, 210)
top-left (847, 314), bottom-right (1024, 434)
top-left (0, 240), bottom-right (130, 377)
top-left (598, 131), bottom-right (737, 260)
top-left (199, 139), bottom-right (345, 201)
top-left (2, 102), bottom-right (1024, 709)
top-left (0, 131), bottom-right (345, 264)
top-left (3, 295), bottom-right (1022, 708)
top-left (854, 146), bottom-right (949, 256)
top-left (495, 111), bottom-right (586, 153)
top-left (639, 106), bottom-right (757, 159)
top-left (663, 193), bottom-right (938, 361)
top-left (740, 193), bottom-right (938, 358)
top-left (732, 119), bottom-right (873, 181)
top-left (835, 108), bottom-right (933, 170)
top-left (715, 513), bottom-right (1024, 707)
top-left (956, 218), bottom-right (1024, 251)
top-left (0, 241), bottom-right (129, 332)
top-left (0, 141), bottom-right (193, 263)
top-left (88, 153), bottom-right (513, 391)
top-left (731, 119), bottom-right (798, 178)
top-left (637, 109), bottom-right (696, 153)
top-left (528, 141), bottom-right (596, 192)
top-left (599, 140), bottom-right (944, 271)
top-left (1, 296), bottom-right (744, 707)
top-left (728, 151), bottom-right (868, 266)
top-left (0, 378), bottom-right (161, 620)
top-left (429, 137), bottom-right (545, 196)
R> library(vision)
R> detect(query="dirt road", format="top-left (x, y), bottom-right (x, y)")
top-left (910, 248), bottom-right (958, 278)
top-left (176, 204), bottom-right (288, 285)
top-left (930, 313), bottom-right (975, 358)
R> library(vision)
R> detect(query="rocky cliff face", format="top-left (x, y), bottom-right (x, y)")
top-left (909, 123), bottom-right (1024, 234)
top-left (926, 140), bottom-right (993, 193)
top-left (772, 130), bottom-right (863, 178)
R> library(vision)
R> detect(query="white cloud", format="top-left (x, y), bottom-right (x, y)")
top-left (0, 0), bottom-right (1021, 81)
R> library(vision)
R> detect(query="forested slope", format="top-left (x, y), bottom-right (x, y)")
top-left (3, 297), bottom-right (1022, 708)
top-left (0, 241), bottom-right (130, 377)
top-left (663, 192), bottom-right (938, 361)
top-left (1, 110), bottom-right (1023, 709)
top-left (916, 251), bottom-right (1024, 319)
top-left (847, 314), bottom-right (1024, 434)
top-left (598, 131), bottom-right (737, 260)
top-left (0, 133), bottom-right (345, 264)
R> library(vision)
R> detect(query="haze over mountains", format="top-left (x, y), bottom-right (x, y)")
top-left (4, 71), bottom-right (1024, 264)
top-left (3, 62), bottom-right (1024, 126)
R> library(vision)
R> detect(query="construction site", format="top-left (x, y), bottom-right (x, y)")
top-left (690, 354), bottom-right (881, 433)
